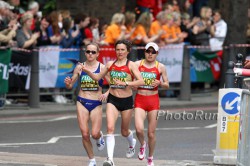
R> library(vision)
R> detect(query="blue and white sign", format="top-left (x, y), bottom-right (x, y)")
top-left (221, 92), bottom-right (240, 115)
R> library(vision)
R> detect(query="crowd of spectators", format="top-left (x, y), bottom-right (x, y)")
top-left (0, 0), bottom-right (229, 103)
top-left (0, 0), bottom-right (228, 52)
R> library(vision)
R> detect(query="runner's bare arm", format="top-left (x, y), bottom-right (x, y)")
top-left (127, 61), bottom-right (144, 87)
top-left (80, 61), bottom-right (112, 81)
top-left (159, 63), bottom-right (169, 89)
top-left (64, 64), bottom-right (80, 89)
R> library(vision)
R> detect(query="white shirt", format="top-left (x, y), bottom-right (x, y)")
top-left (209, 19), bottom-right (227, 51)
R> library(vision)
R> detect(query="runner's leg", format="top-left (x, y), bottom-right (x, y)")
top-left (147, 110), bottom-right (158, 157)
top-left (134, 107), bottom-right (147, 145)
top-left (76, 102), bottom-right (94, 159)
top-left (90, 105), bottom-right (102, 139)
top-left (106, 103), bottom-right (119, 161)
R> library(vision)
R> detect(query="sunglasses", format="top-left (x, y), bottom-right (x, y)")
top-left (85, 50), bottom-right (97, 54)
top-left (145, 49), bottom-right (157, 54)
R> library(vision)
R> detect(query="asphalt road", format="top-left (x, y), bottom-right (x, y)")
top-left (0, 108), bottom-right (218, 166)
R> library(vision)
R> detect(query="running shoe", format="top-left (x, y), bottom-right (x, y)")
top-left (88, 160), bottom-right (96, 166)
top-left (126, 138), bottom-right (136, 158)
top-left (96, 131), bottom-right (105, 151)
top-left (138, 141), bottom-right (147, 160)
top-left (103, 158), bottom-right (115, 166)
top-left (147, 157), bottom-right (154, 166)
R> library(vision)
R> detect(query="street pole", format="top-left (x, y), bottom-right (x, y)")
top-left (179, 45), bottom-right (191, 101)
top-left (28, 49), bottom-right (39, 108)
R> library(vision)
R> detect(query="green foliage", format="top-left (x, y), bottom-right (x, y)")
top-left (43, 0), bottom-right (56, 14)
top-left (18, 0), bottom-right (57, 15)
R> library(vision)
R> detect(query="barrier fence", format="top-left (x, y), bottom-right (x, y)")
top-left (0, 43), bottom-right (249, 108)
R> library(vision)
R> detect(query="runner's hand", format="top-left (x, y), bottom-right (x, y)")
top-left (64, 76), bottom-right (72, 88)
top-left (99, 93), bottom-right (108, 102)
top-left (151, 79), bottom-right (161, 87)
top-left (113, 78), bottom-right (126, 86)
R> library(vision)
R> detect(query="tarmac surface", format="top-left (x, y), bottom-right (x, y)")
top-left (0, 91), bottom-right (220, 166)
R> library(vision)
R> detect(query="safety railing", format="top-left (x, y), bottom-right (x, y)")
top-left (237, 82), bottom-right (250, 166)
top-left (1, 42), bottom-right (249, 108)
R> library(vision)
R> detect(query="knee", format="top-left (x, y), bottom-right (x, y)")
top-left (82, 132), bottom-right (90, 141)
top-left (91, 131), bottom-right (100, 140)
top-left (136, 128), bottom-right (144, 136)
top-left (121, 129), bottom-right (130, 137)
top-left (148, 131), bottom-right (155, 140)
top-left (107, 125), bottom-right (115, 134)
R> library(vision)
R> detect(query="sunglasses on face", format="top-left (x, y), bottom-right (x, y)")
top-left (85, 50), bottom-right (97, 54)
top-left (145, 49), bottom-right (157, 54)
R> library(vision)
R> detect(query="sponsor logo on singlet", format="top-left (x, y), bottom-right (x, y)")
top-left (140, 72), bottom-right (156, 89)
top-left (81, 75), bottom-right (99, 91)
top-left (110, 70), bottom-right (127, 89)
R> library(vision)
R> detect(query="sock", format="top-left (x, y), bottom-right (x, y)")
top-left (126, 130), bottom-right (134, 147)
top-left (148, 156), bottom-right (153, 160)
top-left (142, 141), bottom-right (146, 148)
top-left (106, 134), bottom-right (115, 161)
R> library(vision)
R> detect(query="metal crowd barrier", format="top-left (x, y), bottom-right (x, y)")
top-left (237, 82), bottom-right (250, 166)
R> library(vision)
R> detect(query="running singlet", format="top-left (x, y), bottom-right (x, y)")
top-left (138, 60), bottom-right (160, 91)
top-left (80, 63), bottom-right (103, 91)
top-left (108, 60), bottom-right (133, 89)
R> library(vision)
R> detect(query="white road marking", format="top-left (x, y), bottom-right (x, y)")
top-left (0, 115), bottom-right (76, 124)
top-left (0, 125), bottom-right (215, 147)
top-left (0, 160), bottom-right (57, 166)
top-left (204, 123), bottom-right (217, 128)
top-left (201, 153), bottom-right (214, 156)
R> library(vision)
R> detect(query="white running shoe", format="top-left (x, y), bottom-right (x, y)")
top-left (138, 141), bottom-right (147, 160)
top-left (59, 95), bottom-right (67, 104)
top-left (88, 160), bottom-right (96, 166)
top-left (147, 157), bottom-right (154, 166)
top-left (103, 158), bottom-right (115, 166)
top-left (96, 131), bottom-right (105, 151)
top-left (126, 138), bottom-right (136, 158)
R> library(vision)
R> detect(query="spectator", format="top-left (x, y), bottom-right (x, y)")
top-left (8, 0), bottom-right (25, 14)
top-left (191, 6), bottom-right (211, 46)
top-left (84, 18), bottom-right (93, 43)
top-left (16, 12), bottom-right (40, 49)
top-left (0, 1), bottom-right (15, 31)
top-left (102, 13), bottom-right (126, 45)
top-left (149, 11), bottom-right (167, 46)
top-left (0, 14), bottom-right (17, 46)
top-left (47, 11), bottom-right (61, 45)
top-left (60, 17), bottom-right (75, 48)
top-left (135, 0), bottom-right (155, 19)
top-left (74, 13), bottom-right (91, 47)
top-left (34, 16), bottom-right (51, 46)
top-left (162, 13), bottom-right (181, 44)
top-left (130, 12), bottom-right (163, 59)
top-left (172, 11), bottom-right (188, 43)
top-left (124, 11), bottom-right (136, 41)
top-left (180, 12), bottom-right (199, 43)
top-left (89, 17), bottom-right (100, 43)
top-left (27, 1), bottom-right (40, 31)
top-left (209, 10), bottom-right (227, 51)
top-left (181, 0), bottom-right (194, 18)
